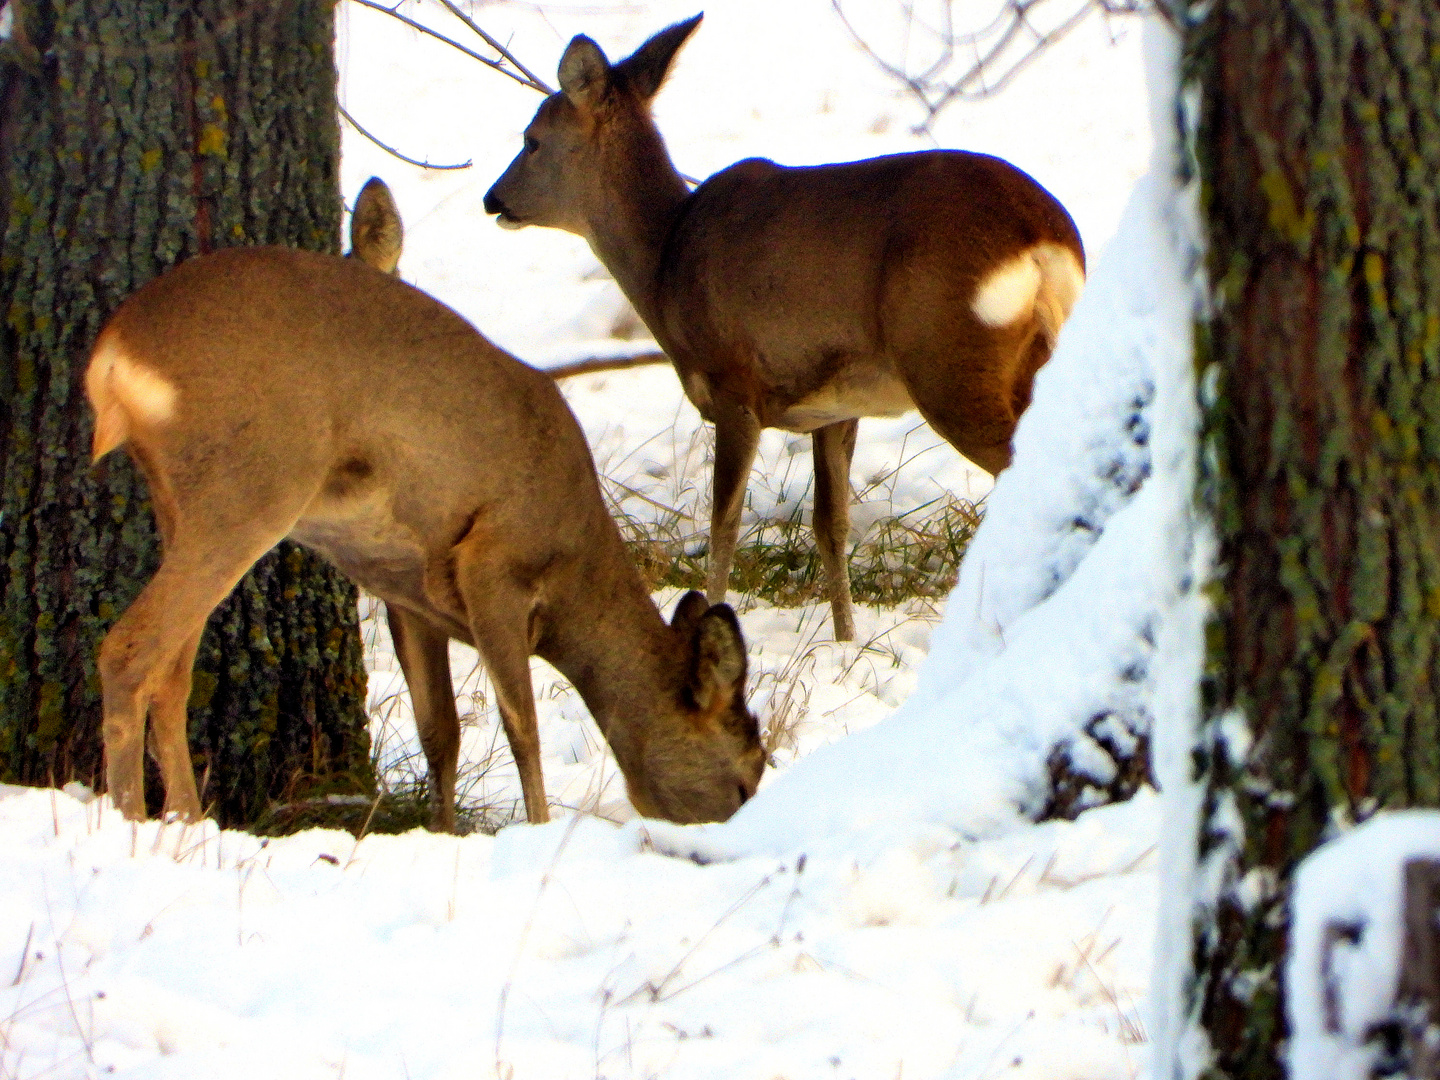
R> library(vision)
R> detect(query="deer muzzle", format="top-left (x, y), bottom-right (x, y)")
top-left (482, 188), bottom-right (526, 230)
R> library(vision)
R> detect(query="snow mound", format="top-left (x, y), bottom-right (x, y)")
top-left (1288, 811), bottom-right (1440, 1080)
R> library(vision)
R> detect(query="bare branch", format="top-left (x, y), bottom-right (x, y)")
top-left (430, 0), bottom-right (553, 93)
top-left (545, 351), bottom-right (668, 380)
top-left (347, 0), bottom-right (549, 94)
top-left (339, 105), bottom-right (472, 171)
top-left (833, 0), bottom-right (1151, 131)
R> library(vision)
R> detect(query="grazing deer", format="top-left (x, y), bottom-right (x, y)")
top-left (85, 177), bottom-right (764, 831)
top-left (484, 15), bottom-right (1086, 641)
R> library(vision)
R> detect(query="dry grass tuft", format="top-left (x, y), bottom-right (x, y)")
top-left (615, 492), bottom-right (982, 609)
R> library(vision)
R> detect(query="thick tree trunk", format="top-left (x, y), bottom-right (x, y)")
top-left (0, 1), bottom-right (372, 827)
top-left (1182, 0), bottom-right (1440, 1077)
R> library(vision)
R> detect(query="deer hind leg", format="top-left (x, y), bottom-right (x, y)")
top-left (449, 538), bottom-right (548, 825)
top-left (386, 604), bottom-right (460, 832)
top-left (99, 525), bottom-right (285, 821)
top-left (906, 382), bottom-right (1014, 477)
top-left (143, 627), bottom-right (206, 819)
top-left (812, 419), bottom-right (858, 641)
top-left (1008, 272), bottom-right (1072, 420)
top-left (899, 318), bottom-right (1036, 478)
top-left (99, 435), bottom-right (318, 822)
top-left (933, 253), bottom-right (1075, 473)
top-left (706, 401), bottom-right (761, 606)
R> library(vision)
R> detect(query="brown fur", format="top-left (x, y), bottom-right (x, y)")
top-left (85, 178), bottom-right (764, 829)
top-left (483, 15), bottom-right (1086, 641)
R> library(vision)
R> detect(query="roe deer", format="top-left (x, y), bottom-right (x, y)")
top-left (484, 15), bottom-right (1086, 641)
top-left (86, 177), bottom-right (764, 830)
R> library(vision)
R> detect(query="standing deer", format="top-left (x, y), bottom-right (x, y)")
top-left (484, 15), bottom-right (1086, 641)
top-left (86, 178), bottom-right (764, 830)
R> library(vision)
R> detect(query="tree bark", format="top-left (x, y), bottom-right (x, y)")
top-left (1183, 0), bottom-right (1440, 1076)
top-left (1396, 858), bottom-right (1440, 1079)
top-left (0, 0), bottom-right (372, 827)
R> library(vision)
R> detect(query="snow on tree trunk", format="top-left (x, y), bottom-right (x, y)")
top-left (1170, 0), bottom-right (1440, 1077)
top-left (0, 1), bottom-right (372, 827)
top-left (1287, 814), bottom-right (1440, 1080)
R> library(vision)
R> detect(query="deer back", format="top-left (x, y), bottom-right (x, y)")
top-left (91, 249), bottom-right (611, 610)
top-left (654, 150), bottom-right (1084, 403)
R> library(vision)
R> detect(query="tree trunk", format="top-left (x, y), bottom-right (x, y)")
top-left (0, 1), bottom-right (372, 827)
top-left (1181, 0), bottom-right (1440, 1076)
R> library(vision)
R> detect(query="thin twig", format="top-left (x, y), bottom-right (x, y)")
top-left (339, 105), bottom-right (472, 171)
top-left (602, 476), bottom-right (685, 518)
top-left (832, 0), bottom-right (1147, 130)
top-left (53, 938), bottom-right (96, 1067)
top-left (628, 873), bottom-right (774, 1004)
top-left (431, 0), bottom-right (553, 92)
top-left (649, 938), bottom-right (774, 1002)
top-left (545, 351), bottom-right (668, 380)
top-left (10, 924), bottom-right (33, 988)
top-left (348, 0), bottom-right (549, 93)
top-left (343, 791), bottom-right (386, 869)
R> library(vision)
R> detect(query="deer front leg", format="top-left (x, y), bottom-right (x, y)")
top-left (706, 401), bottom-right (761, 607)
top-left (386, 604), bottom-right (461, 833)
top-left (812, 419), bottom-right (858, 641)
top-left (450, 539), bottom-right (549, 825)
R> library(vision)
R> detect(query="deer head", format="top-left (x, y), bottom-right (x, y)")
top-left (483, 15), bottom-right (702, 239)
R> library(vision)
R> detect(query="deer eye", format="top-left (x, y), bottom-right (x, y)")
top-left (523, 135), bottom-right (539, 154)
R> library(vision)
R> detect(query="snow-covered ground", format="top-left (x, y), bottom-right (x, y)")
top-left (1, 786), bottom-right (1159, 1079)
top-left (0, 2), bottom-right (1207, 1077)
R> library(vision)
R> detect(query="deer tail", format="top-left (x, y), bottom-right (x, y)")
top-left (1031, 243), bottom-right (1085, 350)
top-left (86, 328), bottom-right (177, 461)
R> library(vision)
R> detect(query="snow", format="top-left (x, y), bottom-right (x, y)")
top-left (0, 784), bottom-right (1160, 1079)
top-left (1123, 23), bottom-right (1214, 1080)
top-left (1287, 812), bottom-right (1440, 1080)
top-left (0, 1), bottom-right (1216, 1077)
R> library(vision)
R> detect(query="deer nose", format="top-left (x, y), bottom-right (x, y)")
top-left (482, 189), bottom-right (506, 217)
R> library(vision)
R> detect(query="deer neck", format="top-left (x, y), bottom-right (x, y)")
top-left (537, 545), bottom-right (681, 780)
top-left (584, 128), bottom-right (689, 329)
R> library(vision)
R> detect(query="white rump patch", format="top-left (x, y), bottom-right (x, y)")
top-left (88, 331), bottom-right (178, 459)
top-left (111, 353), bottom-right (178, 425)
top-left (970, 244), bottom-right (1086, 329)
top-left (971, 251), bottom-right (1042, 328)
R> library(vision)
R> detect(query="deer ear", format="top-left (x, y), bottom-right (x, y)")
top-left (558, 34), bottom-right (611, 109)
top-left (689, 604), bottom-right (747, 715)
top-left (614, 14), bottom-right (702, 100)
top-left (349, 177), bottom-right (403, 276)
top-left (671, 589), bottom-right (709, 639)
